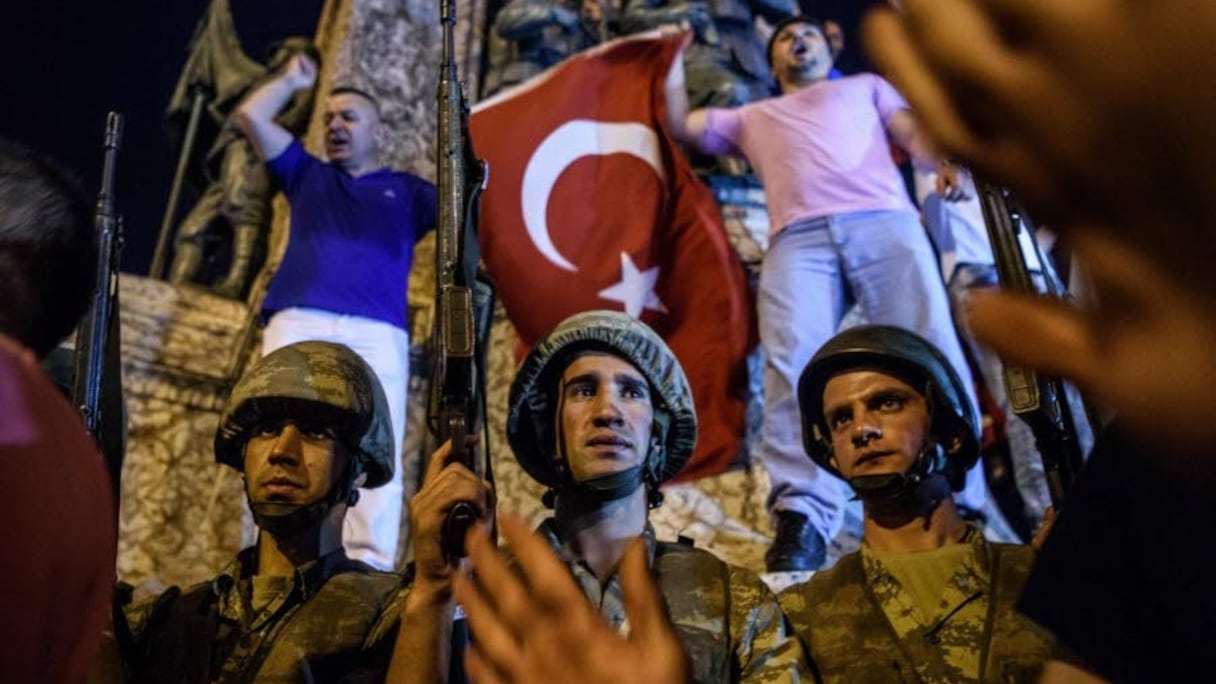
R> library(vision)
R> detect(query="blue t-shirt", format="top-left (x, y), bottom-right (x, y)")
top-left (263, 141), bottom-right (436, 330)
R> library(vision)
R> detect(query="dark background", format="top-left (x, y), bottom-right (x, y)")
top-left (0, 0), bottom-right (879, 276)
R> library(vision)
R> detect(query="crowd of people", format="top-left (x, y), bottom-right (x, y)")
top-left (3, 0), bottom-right (1216, 682)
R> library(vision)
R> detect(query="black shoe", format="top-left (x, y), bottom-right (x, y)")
top-left (765, 511), bottom-right (827, 572)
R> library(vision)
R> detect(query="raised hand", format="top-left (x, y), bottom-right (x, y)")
top-left (410, 439), bottom-right (494, 599)
top-left (282, 53), bottom-right (319, 92)
top-left (863, 1), bottom-right (1216, 239)
top-left (454, 513), bottom-right (690, 684)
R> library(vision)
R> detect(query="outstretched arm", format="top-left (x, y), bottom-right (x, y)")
top-left (888, 109), bottom-right (970, 201)
top-left (233, 54), bottom-right (318, 162)
top-left (663, 42), bottom-right (709, 149)
top-left (886, 108), bottom-right (941, 171)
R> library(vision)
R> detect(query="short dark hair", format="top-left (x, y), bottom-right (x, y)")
top-left (766, 16), bottom-right (827, 70)
top-left (0, 138), bottom-right (96, 357)
top-left (329, 86), bottom-right (381, 116)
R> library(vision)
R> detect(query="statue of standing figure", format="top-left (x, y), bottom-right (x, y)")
top-left (164, 0), bottom-right (320, 300)
top-left (622, 0), bottom-right (797, 108)
top-left (484, 0), bottom-right (622, 97)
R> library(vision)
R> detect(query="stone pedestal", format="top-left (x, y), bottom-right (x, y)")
top-left (116, 275), bottom-right (258, 587)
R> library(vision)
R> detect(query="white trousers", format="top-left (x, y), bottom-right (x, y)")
top-left (262, 307), bottom-right (408, 570)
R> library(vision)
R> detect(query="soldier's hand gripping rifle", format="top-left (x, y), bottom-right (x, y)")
top-left (73, 112), bottom-right (126, 452)
top-left (429, 0), bottom-right (492, 562)
top-left (975, 178), bottom-right (1084, 508)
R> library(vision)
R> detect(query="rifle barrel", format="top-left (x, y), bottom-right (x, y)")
top-left (73, 112), bottom-right (125, 438)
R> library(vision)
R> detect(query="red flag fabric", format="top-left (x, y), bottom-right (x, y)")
top-left (471, 34), bottom-right (756, 481)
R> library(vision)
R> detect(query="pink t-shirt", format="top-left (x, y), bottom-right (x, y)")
top-left (702, 74), bottom-right (916, 235)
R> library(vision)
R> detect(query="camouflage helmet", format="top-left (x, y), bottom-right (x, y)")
top-left (507, 310), bottom-right (698, 490)
top-left (215, 341), bottom-right (394, 489)
top-left (797, 325), bottom-right (979, 490)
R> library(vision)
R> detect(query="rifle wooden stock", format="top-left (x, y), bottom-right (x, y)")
top-left (975, 179), bottom-right (1083, 508)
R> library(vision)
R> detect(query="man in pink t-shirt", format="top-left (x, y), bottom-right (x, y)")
top-left (668, 17), bottom-right (986, 571)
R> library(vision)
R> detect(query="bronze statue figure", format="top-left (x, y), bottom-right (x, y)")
top-left (162, 0), bottom-right (319, 300)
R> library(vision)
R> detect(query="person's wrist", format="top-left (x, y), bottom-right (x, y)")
top-left (406, 575), bottom-right (454, 612)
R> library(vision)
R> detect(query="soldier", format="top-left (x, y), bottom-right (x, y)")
top-left (113, 341), bottom-right (406, 683)
top-left (779, 325), bottom-right (1052, 683)
top-left (486, 0), bottom-right (619, 97)
top-left (236, 52), bottom-right (438, 570)
top-left (866, 5), bottom-right (1216, 681)
top-left (623, 0), bottom-right (797, 108)
top-left (468, 310), bottom-right (809, 682)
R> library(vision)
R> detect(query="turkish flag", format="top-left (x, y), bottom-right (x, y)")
top-left (471, 34), bottom-right (756, 481)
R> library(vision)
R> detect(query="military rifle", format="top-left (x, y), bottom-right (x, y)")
top-left (73, 112), bottom-right (125, 447)
top-left (975, 178), bottom-right (1085, 508)
top-left (429, 0), bottom-right (491, 561)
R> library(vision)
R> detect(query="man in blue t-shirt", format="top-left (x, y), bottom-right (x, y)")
top-left (234, 53), bottom-right (436, 570)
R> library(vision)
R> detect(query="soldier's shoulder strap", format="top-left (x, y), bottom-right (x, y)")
top-left (653, 541), bottom-right (734, 679)
top-left (982, 543), bottom-right (1055, 680)
top-left (653, 539), bottom-right (732, 618)
top-left (987, 542), bottom-right (1036, 603)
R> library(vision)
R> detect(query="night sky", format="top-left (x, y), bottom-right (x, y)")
top-left (1, 0), bottom-right (881, 276)
top-left (4, 1), bottom-right (211, 275)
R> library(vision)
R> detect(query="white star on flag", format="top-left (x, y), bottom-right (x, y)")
top-left (598, 252), bottom-right (667, 318)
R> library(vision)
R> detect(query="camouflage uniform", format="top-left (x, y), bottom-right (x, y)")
top-left (117, 341), bottom-right (406, 683)
top-left (506, 312), bottom-right (810, 682)
top-left (779, 525), bottom-right (1053, 684)
top-left (536, 520), bottom-right (812, 683)
top-left (121, 547), bottom-right (406, 684)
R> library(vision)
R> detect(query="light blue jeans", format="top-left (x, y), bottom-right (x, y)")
top-left (759, 210), bottom-right (986, 540)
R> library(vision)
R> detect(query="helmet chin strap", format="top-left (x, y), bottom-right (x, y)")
top-left (250, 499), bottom-right (337, 538)
top-left (248, 460), bottom-right (363, 539)
top-left (847, 441), bottom-right (950, 511)
top-left (547, 392), bottom-right (654, 507)
top-left (576, 465), bottom-right (646, 502)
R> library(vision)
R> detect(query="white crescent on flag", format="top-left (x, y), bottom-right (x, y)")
top-left (470, 33), bottom-right (756, 480)
top-left (520, 119), bottom-right (665, 273)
